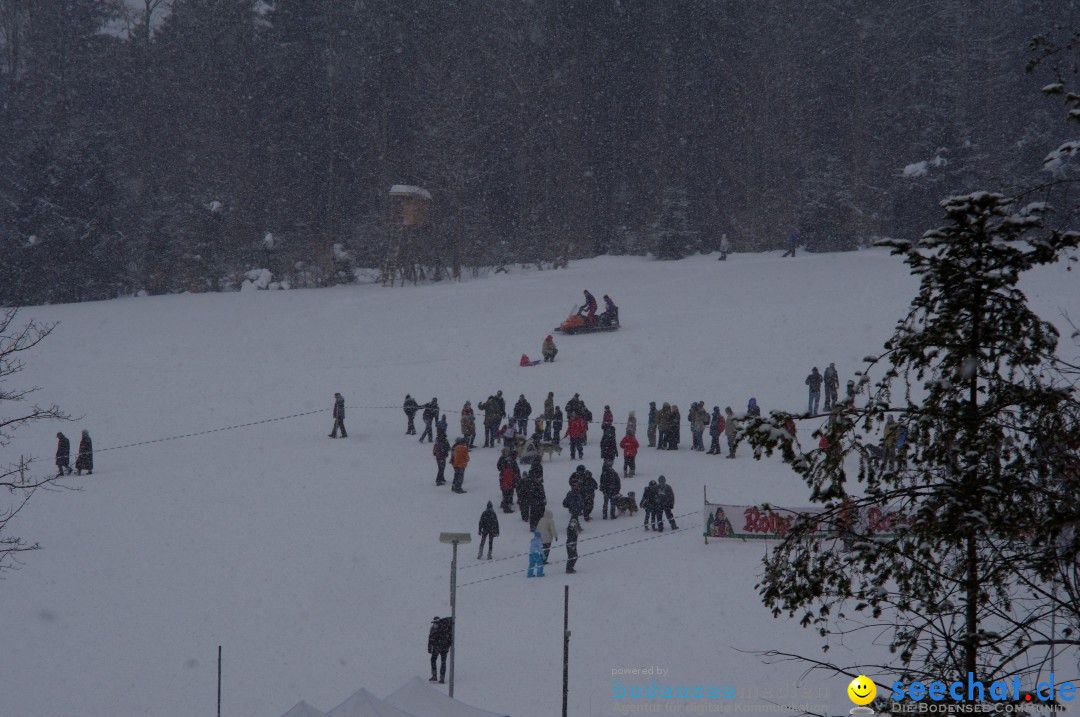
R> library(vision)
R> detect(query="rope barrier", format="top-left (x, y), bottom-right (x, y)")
top-left (80, 401), bottom-right (710, 593)
top-left (458, 522), bottom-right (694, 588)
top-left (89, 400), bottom-right (716, 455)
top-left (459, 508), bottom-right (702, 569)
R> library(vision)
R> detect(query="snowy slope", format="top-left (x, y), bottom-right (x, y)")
top-left (1, 250), bottom-right (1076, 717)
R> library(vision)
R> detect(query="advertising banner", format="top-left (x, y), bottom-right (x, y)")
top-left (704, 500), bottom-right (916, 541)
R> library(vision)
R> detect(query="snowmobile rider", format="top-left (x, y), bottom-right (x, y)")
top-left (582, 290), bottom-right (598, 324)
top-left (601, 294), bottom-right (619, 325)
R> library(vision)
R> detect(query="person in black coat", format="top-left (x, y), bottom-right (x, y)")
top-left (581, 468), bottom-right (598, 521)
top-left (667, 405), bottom-right (681, 450)
top-left (550, 406), bottom-right (564, 446)
top-left (517, 468), bottom-right (534, 522)
top-left (75, 430), bottom-right (93, 475)
top-left (600, 424), bottom-right (618, 463)
top-left (428, 617), bottom-right (453, 683)
top-left (641, 480), bottom-right (658, 530)
top-left (647, 401), bottom-right (658, 448)
top-left (55, 432), bottom-right (72, 477)
top-left (599, 460), bottom-right (621, 520)
top-left (419, 398), bottom-right (438, 443)
top-left (655, 475), bottom-right (677, 531)
top-left (527, 461), bottom-right (546, 531)
top-left (477, 502), bottom-right (500, 560)
top-left (330, 392), bottom-right (347, 438)
top-left (565, 517), bottom-right (581, 574)
top-left (562, 485), bottom-right (583, 521)
top-left (478, 395), bottom-right (498, 448)
top-left (493, 390), bottom-right (507, 427)
top-left (513, 395), bottom-right (532, 435)
top-left (403, 394), bottom-right (420, 434)
top-left (433, 435), bottom-right (450, 486)
top-left (569, 464), bottom-right (598, 521)
top-left (565, 394), bottom-right (584, 422)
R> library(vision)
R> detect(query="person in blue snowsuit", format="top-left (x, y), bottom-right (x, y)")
top-left (527, 531), bottom-right (545, 577)
top-left (782, 230), bottom-right (798, 257)
top-left (747, 397), bottom-right (761, 418)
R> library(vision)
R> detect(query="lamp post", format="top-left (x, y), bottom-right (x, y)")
top-left (439, 532), bottom-right (471, 698)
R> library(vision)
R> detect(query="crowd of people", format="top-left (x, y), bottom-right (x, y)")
top-left (396, 387), bottom-right (703, 576)
top-left (321, 356), bottom-right (880, 585)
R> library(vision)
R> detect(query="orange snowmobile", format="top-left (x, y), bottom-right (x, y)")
top-left (555, 305), bottom-right (620, 334)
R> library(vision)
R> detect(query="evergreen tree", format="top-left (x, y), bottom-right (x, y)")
top-left (650, 185), bottom-right (697, 260)
top-left (743, 191), bottom-right (1080, 687)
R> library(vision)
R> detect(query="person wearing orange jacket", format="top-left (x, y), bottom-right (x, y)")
top-left (619, 432), bottom-right (640, 478)
top-left (450, 438), bottom-right (470, 494)
top-left (565, 412), bottom-right (588, 460)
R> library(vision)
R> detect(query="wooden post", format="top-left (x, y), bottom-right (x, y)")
top-left (562, 585), bottom-right (570, 717)
top-left (217, 645), bottom-right (222, 717)
top-left (449, 540), bottom-right (458, 698)
top-left (703, 485), bottom-right (708, 544)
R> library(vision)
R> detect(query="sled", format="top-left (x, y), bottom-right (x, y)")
top-left (554, 305), bottom-right (620, 335)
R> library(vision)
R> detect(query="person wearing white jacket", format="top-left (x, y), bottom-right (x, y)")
top-left (537, 509), bottom-right (558, 564)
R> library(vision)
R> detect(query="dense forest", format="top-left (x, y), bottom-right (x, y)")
top-left (0, 0), bottom-right (1075, 304)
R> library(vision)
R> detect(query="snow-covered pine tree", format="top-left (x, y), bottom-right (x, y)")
top-left (650, 185), bottom-right (698, 260)
top-left (742, 191), bottom-right (1080, 689)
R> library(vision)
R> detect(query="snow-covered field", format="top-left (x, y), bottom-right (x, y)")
top-left (1, 250), bottom-right (1076, 717)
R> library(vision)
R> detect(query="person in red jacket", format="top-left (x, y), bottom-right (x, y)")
top-left (565, 412), bottom-right (588, 460)
top-left (602, 405), bottom-right (614, 428)
top-left (619, 432), bottom-right (640, 478)
top-left (497, 448), bottom-right (520, 512)
top-left (450, 438), bottom-right (470, 494)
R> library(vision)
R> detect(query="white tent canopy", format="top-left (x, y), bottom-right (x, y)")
top-left (328, 688), bottom-right (418, 717)
top-left (385, 677), bottom-right (509, 717)
top-left (282, 700), bottom-right (330, 717)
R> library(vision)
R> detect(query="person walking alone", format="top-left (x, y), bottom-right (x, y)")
top-left (565, 517), bottom-right (580, 574)
top-left (782, 230), bottom-right (798, 257)
top-left (477, 502), bottom-right (499, 560)
top-left (428, 617), bottom-right (453, 683)
top-left (329, 392), bottom-right (347, 438)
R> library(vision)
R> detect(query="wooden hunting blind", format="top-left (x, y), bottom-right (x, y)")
top-left (389, 184), bottom-right (432, 227)
top-left (383, 184), bottom-right (433, 286)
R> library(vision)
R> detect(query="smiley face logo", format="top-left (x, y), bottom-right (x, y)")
top-left (848, 675), bottom-right (876, 705)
